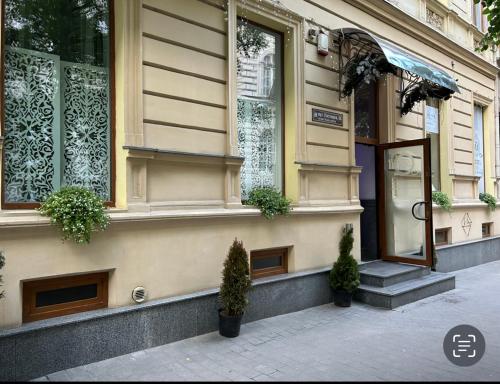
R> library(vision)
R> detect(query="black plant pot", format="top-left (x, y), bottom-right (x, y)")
top-left (218, 309), bottom-right (243, 338)
top-left (332, 289), bottom-right (352, 307)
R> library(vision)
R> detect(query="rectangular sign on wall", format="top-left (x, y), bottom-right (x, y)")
top-left (312, 109), bottom-right (343, 126)
top-left (425, 105), bottom-right (439, 134)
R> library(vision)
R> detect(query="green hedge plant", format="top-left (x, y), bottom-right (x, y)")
top-left (245, 187), bottom-right (291, 219)
top-left (479, 192), bottom-right (497, 211)
top-left (329, 226), bottom-right (360, 293)
top-left (220, 239), bottom-right (252, 317)
top-left (38, 187), bottom-right (110, 244)
top-left (432, 191), bottom-right (452, 212)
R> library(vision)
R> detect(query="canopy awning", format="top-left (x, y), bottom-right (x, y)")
top-left (337, 28), bottom-right (460, 93)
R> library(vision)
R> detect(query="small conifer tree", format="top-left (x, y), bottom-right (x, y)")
top-left (220, 239), bottom-right (252, 316)
top-left (329, 226), bottom-right (360, 293)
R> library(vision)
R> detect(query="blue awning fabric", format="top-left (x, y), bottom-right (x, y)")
top-left (339, 28), bottom-right (460, 93)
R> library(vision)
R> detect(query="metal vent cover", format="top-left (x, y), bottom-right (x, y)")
top-left (132, 286), bottom-right (146, 303)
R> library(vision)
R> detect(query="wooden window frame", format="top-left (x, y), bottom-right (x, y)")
top-left (236, 17), bottom-right (286, 197)
top-left (482, 222), bottom-right (493, 238)
top-left (250, 247), bottom-right (288, 279)
top-left (22, 272), bottom-right (108, 323)
top-left (0, 0), bottom-right (116, 209)
top-left (435, 227), bottom-right (451, 246)
top-left (425, 98), bottom-right (441, 191)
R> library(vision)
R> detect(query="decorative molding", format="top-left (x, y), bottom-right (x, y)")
top-left (295, 161), bottom-right (363, 174)
top-left (472, 92), bottom-right (493, 107)
top-left (0, 205), bottom-right (365, 229)
top-left (124, 146), bottom-right (244, 165)
top-left (461, 212), bottom-right (472, 236)
top-left (426, 7), bottom-right (444, 31)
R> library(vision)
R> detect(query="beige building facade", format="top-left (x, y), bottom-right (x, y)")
top-left (0, 0), bottom-right (498, 329)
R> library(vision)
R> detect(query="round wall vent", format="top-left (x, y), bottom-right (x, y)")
top-left (132, 286), bottom-right (146, 303)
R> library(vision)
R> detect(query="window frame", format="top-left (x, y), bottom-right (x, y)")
top-left (250, 247), bottom-right (288, 279)
top-left (482, 222), bottom-right (493, 238)
top-left (473, 103), bottom-right (486, 196)
top-left (236, 17), bottom-right (286, 197)
top-left (0, 0), bottom-right (116, 209)
top-left (435, 227), bottom-right (451, 246)
top-left (425, 98), bottom-right (441, 191)
top-left (472, 1), bottom-right (484, 31)
top-left (22, 272), bottom-right (109, 323)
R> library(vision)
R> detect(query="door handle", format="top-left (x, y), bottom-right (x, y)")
top-left (411, 201), bottom-right (429, 221)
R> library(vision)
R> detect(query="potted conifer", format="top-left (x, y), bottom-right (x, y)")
top-left (219, 238), bottom-right (252, 338)
top-left (329, 226), bottom-right (360, 307)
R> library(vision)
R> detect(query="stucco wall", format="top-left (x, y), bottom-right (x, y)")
top-left (0, 210), bottom-right (360, 327)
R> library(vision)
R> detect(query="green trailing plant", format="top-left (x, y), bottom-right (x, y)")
top-left (432, 191), bottom-right (452, 212)
top-left (329, 226), bottom-right (360, 294)
top-left (342, 53), bottom-right (397, 97)
top-left (401, 80), bottom-right (453, 115)
top-left (246, 187), bottom-right (292, 220)
top-left (219, 239), bottom-right (252, 317)
top-left (474, 0), bottom-right (500, 52)
top-left (0, 251), bottom-right (5, 299)
top-left (38, 186), bottom-right (110, 244)
top-left (479, 192), bottom-right (497, 211)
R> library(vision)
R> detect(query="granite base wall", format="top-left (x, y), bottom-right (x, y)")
top-left (435, 236), bottom-right (500, 272)
top-left (0, 268), bottom-right (331, 381)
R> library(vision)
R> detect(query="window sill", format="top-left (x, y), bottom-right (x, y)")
top-left (0, 205), bottom-right (364, 228)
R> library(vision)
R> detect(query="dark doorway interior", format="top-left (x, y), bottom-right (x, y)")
top-left (356, 143), bottom-right (378, 261)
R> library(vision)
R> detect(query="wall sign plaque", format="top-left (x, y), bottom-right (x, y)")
top-left (312, 108), bottom-right (343, 126)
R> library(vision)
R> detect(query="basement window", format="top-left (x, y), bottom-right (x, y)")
top-left (482, 223), bottom-right (493, 238)
top-left (22, 272), bottom-right (108, 323)
top-left (250, 247), bottom-right (288, 279)
top-left (435, 228), bottom-right (451, 246)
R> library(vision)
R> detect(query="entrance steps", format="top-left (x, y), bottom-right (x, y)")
top-left (354, 261), bottom-right (455, 309)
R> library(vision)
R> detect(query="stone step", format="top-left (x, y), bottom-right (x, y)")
top-left (359, 260), bottom-right (430, 287)
top-left (354, 272), bottom-right (455, 309)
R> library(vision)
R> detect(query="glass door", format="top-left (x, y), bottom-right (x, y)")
top-left (377, 138), bottom-right (433, 266)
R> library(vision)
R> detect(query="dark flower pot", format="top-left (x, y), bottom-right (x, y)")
top-left (218, 309), bottom-right (243, 338)
top-left (332, 289), bottom-right (352, 307)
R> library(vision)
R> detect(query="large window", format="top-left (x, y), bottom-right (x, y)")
top-left (474, 104), bottom-right (485, 195)
top-left (425, 98), bottom-right (440, 191)
top-left (2, 0), bottom-right (113, 207)
top-left (473, 1), bottom-right (483, 31)
top-left (236, 20), bottom-right (283, 200)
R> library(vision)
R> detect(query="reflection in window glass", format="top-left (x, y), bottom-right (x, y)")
top-left (3, 0), bottom-right (112, 203)
top-left (425, 98), bottom-right (440, 191)
top-left (236, 20), bottom-right (282, 200)
top-left (474, 105), bottom-right (485, 195)
top-left (354, 81), bottom-right (377, 141)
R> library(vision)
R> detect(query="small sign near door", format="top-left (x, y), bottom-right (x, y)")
top-left (312, 108), bottom-right (343, 126)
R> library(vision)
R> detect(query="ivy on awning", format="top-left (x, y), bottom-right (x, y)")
top-left (336, 28), bottom-right (460, 115)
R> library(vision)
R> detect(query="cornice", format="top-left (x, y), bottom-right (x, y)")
top-left (344, 0), bottom-right (498, 79)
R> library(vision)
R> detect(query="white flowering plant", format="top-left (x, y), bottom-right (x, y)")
top-left (38, 187), bottom-right (110, 244)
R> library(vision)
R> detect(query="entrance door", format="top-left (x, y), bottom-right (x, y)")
top-left (377, 138), bottom-right (433, 267)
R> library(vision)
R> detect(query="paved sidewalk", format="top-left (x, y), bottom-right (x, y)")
top-left (36, 261), bottom-right (500, 381)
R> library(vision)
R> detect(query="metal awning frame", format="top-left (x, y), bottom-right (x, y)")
top-left (337, 29), bottom-right (458, 116)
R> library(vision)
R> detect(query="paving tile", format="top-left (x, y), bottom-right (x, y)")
top-left (35, 261), bottom-right (500, 382)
